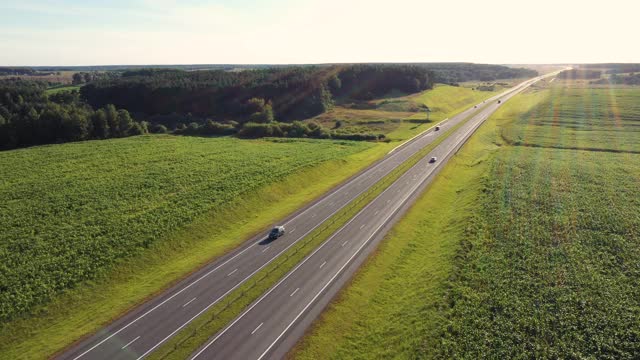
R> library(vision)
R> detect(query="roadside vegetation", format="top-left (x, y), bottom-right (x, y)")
top-left (437, 84), bottom-right (640, 358)
top-left (0, 65), bottom-right (522, 359)
top-left (292, 81), bottom-right (640, 359)
top-left (147, 104), bottom-right (485, 360)
top-left (311, 83), bottom-right (507, 141)
top-left (290, 85), bottom-right (549, 360)
top-left (0, 135), bottom-right (376, 359)
top-left (0, 64), bottom-right (535, 151)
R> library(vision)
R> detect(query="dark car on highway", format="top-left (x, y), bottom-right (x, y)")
top-left (268, 226), bottom-right (285, 240)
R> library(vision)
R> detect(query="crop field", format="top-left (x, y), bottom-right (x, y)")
top-left (500, 86), bottom-right (640, 153)
top-left (0, 135), bottom-right (371, 326)
top-left (436, 84), bottom-right (640, 358)
top-left (292, 83), bottom-right (640, 359)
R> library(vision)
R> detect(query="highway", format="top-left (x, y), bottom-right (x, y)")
top-left (58, 74), bottom-right (550, 360)
top-left (188, 73), bottom-right (554, 360)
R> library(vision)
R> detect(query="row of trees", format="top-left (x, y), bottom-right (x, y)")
top-left (72, 71), bottom-right (121, 85)
top-left (579, 63), bottom-right (640, 74)
top-left (558, 69), bottom-right (602, 80)
top-left (0, 80), bottom-right (145, 150)
top-left (0, 67), bottom-right (40, 76)
top-left (409, 63), bottom-right (538, 83)
top-left (592, 73), bottom-right (640, 85)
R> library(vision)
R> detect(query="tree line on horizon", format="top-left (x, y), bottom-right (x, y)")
top-left (0, 63), bottom-right (538, 150)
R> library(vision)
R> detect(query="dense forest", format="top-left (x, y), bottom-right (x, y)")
top-left (82, 63), bottom-right (535, 122)
top-left (80, 65), bottom-right (436, 122)
top-left (0, 80), bottom-right (144, 150)
top-left (0, 67), bottom-right (39, 76)
top-left (409, 63), bottom-right (538, 83)
top-left (592, 73), bottom-right (640, 85)
top-left (1, 63), bottom-right (537, 150)
top-left (558, 69), bottom-right (602, 79)
top-left (579, 63), bottom-right (640, 74)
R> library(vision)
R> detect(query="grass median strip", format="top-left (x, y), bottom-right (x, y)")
top-left (148, 102), bottom-right (490, 360)
top-left (290, 88), bottom-right (550, 360)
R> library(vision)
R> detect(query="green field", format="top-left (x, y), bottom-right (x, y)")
top-left (45, 84), bottom-right (82, 94)
top-left (437, 84), bottom-right (640, 358)
top-left (292, 83), bottom-right (640, 358)
top-left (0, 135), bottom-right (378, 358)
top-left (310, 84), bottom-right (503, 141)
top-left (0, 82), bottom-right (519, 359)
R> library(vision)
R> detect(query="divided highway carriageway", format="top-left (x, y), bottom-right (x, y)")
top-left (60, 73), bottom-right (555, 360)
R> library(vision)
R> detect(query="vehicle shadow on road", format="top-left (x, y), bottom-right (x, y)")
top-left (258, 237), bottom-right (276, 246)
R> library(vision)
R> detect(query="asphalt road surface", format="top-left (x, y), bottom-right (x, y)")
top-left (58, 74), bottom-right (552, 360)
top-left (188, 73), bottom-right (555, 360)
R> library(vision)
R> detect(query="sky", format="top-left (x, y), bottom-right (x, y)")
top-left (0, 0), bottom-right (637, 66)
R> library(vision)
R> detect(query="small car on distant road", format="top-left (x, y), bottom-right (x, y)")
top-left (268, 226), bottom-right (285, 240)
top-left (435, 126), bottom-right (440, 131)
top-left (429, 157), bottom-right (437, 163)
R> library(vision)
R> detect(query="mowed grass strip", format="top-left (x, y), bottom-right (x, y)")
top-left (0, 135), bottom-right (379, 359)
top-left (290, 89), bottom-right (551, 359)
top-left (45, 85), bottom-right (82, 94)
top-left (385, 84), bottom-right (501, 141)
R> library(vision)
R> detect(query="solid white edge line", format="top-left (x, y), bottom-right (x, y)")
top-left (256, 146), bottom-right (450, 359)
top-left (76, 74), bottom-right (553, 360)
top-left (121, 336), bottom-right (141, 350)
top-left (134, 178), bottom-right (388, 359)
top-left (192, 75), bottom-right (548, 360)
top-left (254, 76), bottom-right (548, 359)
top-left (71, 241), bottom-right (257, 360)
top-left (128, 144), bottom-right (434, 358)
top-left (387, 118), bottom-right (450, 155)
top-left (189, 147), bottom-right (422, 359)
top-left (116, 95), bottom-right (454, 355)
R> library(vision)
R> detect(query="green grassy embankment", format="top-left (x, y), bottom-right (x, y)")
top-left (311, 84), bottom-right (502, 141)
top-left (290, 88), bottom-right (551, 359)
top-left (147, 102), bottom-right (489, 360)
top-left (293, 83), bottom-right (640, 359)
top-left (0, 81), bottom-right (503, 359)
top-left (0, 135), bottom-right (381, 359)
